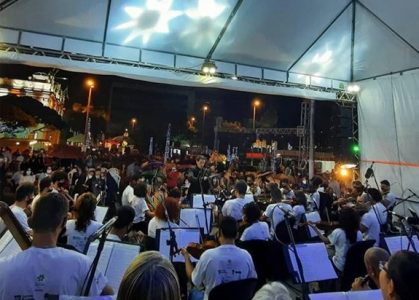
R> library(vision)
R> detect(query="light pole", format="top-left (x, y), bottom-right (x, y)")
top-left (84, 79), bottom-right (95, 149)
top-left (252, 99), bottom-right (261, 130)
top-left (202, 105), bottom-right (209, 142)
top-left (131, 118), bottom-right (137, 130)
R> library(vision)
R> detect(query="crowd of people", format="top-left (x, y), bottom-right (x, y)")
top-left (0, 146), bottom-right (418, 300)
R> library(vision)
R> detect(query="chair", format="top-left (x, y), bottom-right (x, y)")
top-left (208, 278), bottom-right (258, 300)
top-left (237, 240), bottom-right (272, 289)
top-left (340, 239), bottom-right (375, 291)
top-left (0, 201), bottom-right (31, 250)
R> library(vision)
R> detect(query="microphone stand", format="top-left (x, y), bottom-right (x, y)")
top-left (393, 213), bottom-right (418, 253)
top-left (82, 217), bottom-right (117, 296)
top-left (162, 199), bottom-right (179, 262)
top-left (199, 168), bottom-right (210, 236)
top-left (283, 212), bottom-right (309, 300)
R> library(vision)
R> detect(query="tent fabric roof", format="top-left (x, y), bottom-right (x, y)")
top-left (1, 0), bottom-right (419, 97)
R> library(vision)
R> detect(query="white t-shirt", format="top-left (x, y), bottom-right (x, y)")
top-left (0, 247), bottom-right (108, 299)
top-left (384, 192), bottom-right (397, 208)
top-left (130, 196), bottom-right (149, 224)
top-left (147, 217), bottom-right (179, 239)
top-left (361, 209), bottom-right (381, 246)
top-left (65, 219), bottom-right (102, 252)
top-left (293, 205), bottom-right (306, 224)
top-left (222, 197), bottom-right (254, 221)
top-left (121, 185), bottom-right (134, 207)
top-left (263, 203), bottom-right (293, 235)
top-left (240, 221), bottom-right (270, 241)
top-left (192, 244), bottom-right (257, 300)
top-left (371, 202), bottom-right (387, 225)
top-left (11, 205), bottom-right (31, 233)
top-left (328, 228), bottom-right (363, 271)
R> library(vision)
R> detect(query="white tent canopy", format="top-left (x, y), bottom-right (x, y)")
top-left (1, 0), bottom-right (419, 98)
top-left (1, 0), bottom-right (419, 208)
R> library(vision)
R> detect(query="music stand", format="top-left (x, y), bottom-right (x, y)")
top-left (285, 242), bottom-right (338, 283)
top-left (192, 194), bottom-right (216, 208)
top-left (383, 235), bottom-right (419, 254)
top-left (180, 208), bottom-right (212, 235)
top-left (309, 289), bottom-right (383, 300)
top-left (157, 227), bottom-right (201, 263)
top-left (85, 239), bottom-right (140, 292)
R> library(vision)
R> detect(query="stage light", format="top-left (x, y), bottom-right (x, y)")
top-left (231, 75), bottom-right (238, 80)
top-left (347, 84), bottom-right (360, 93)
top-left (352, 144), bottom-right (360, 154)
top-left (115, 0), bottom-right (182, 44)
top-left (340, 168), bottom-right (349, 177)
top-left (201, 61), bottom-right (217, 74)
top-left (185, 0), bottom-right (226, 20)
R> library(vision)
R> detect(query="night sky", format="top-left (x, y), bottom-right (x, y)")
top-left (0, 63), bottom-right (341, 154)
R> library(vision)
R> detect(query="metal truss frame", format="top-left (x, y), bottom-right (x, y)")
top-left (337, 90), bottom-right (359, 179)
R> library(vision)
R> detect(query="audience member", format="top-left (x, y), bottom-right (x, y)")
top-left (117, 251), bottom-right (180, 300)
top-left (0, 192), bottom-right (113, 297)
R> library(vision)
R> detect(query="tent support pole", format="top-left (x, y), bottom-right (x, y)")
top-left (350, 0), bottom-right (356, 82)
top-left (287, 1), bottom-right (352, 73)
top-left (102, 0), bottom-right (112, 57)
top-left (356, 0), bottom-right (419, 54)
top-left (206, 0), bottom-right (244, 60)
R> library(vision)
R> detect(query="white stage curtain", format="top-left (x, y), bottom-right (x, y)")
top-left (358, 69), bottom-right (419, 215)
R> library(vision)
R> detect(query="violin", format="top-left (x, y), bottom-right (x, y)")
top-left (186, 239), bottom-right (219, 259)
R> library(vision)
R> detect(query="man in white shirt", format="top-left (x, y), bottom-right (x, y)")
top-left (380, 180), bottom-right (397, 209)
top-left (121, 174), bottom-right (140, 206)
top-left (360, 188), bottom-right (387, 246)
top-left (10, 182), bottom-right (35, 234)
top-left (182, 216), bottom-right (257, 300)
top-left (0, 192), bottom-right (113, 298)
top-left (261, 187), bottom-right (293, 236)
top-left (222, 180), bottom-right (254, 221)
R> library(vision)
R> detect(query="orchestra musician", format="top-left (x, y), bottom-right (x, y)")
top-left (181, 216), bottom-right (257, 300)
top-left (185, 155), bottom-right (210, 207)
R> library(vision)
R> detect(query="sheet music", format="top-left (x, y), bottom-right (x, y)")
top-left (192, 194), bottom-right (216, 208)
top-left (95, 206), bottom-right (109, 224)
top-left (87, 240), bottom-right (139, 291)
top-left (305, 212), bottom-right (322, 238)
top-left (180, 208), bottom-right (212, 235)
top-left (384, 235), bottom-right (419, 255)
top-left (309, 290), bottom-right (383, 300)
top-left (0, 230), bottom-right (22, 259)
top-left (158, 228), bottom-right (200, 263)
top-left (288, 242), bottom-right (337, 283)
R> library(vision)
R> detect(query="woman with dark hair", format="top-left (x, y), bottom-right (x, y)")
top-left (131, 182), bottom-right (154, 233)
top-left (65, 192), bottom-right (102, 252)
top-left (118, 251), bottom-right (180, 300)
top-left (293, 190), bottom-right (308, 224)
top-left (309, 207), bottom-right (362, 272)
top-left (240, 202), bottom-right (270, 241)
top-left (379, 251), bottom-right (419, 300)
top-left (147, 197), bottom-right (180, 239)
